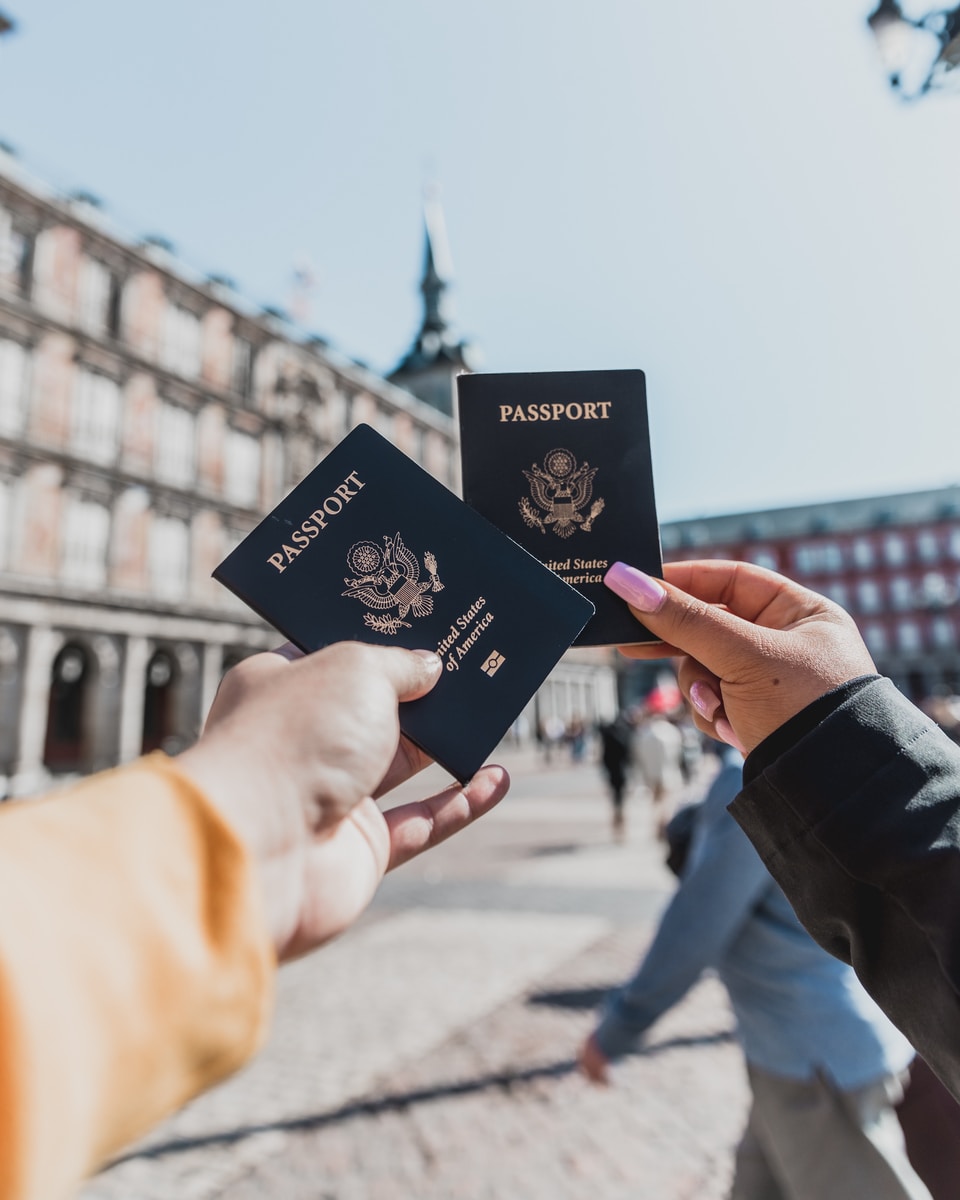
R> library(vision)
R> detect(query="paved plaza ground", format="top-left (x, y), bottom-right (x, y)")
top-left (82, 745), bottom-right (748, 1200)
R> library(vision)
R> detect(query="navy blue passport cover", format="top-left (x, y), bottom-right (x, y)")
top-left (457, 369), bottom-right (663, 646)
top-left (213, 424), bottom-right (594, 783)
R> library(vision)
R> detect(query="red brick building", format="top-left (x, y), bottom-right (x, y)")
top-left (661, 487), bottom-right (960, 702)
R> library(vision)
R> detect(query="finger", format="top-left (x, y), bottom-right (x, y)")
top-left (271, 642), bottom-right (305, 661)
top-left (383, 765), bottom-right (510, 871)
top-left (204, 649), bottom-right (294, 727)
top-left (603, 562), bottom-right (818, 681)
top-left (331, 643), bottom-right (443, 703)
top-left (676, 658), bottom-right (723, 725)
top-left (659, 560), bottom-right (826, 626)
top-left (617, 642), bottom-right (684, 660)
top-left (373, 735), bottom-right (433, 799)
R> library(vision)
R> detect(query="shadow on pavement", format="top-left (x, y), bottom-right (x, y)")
top-left (107, 1029), bottom-right (735, 1167)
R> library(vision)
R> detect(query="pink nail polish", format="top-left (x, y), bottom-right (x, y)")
top-left (715, 718), bottom-right (746, 755)
top-left (603, 562), bottom-right (666, 614)
top-left (690, 681), bottom-right (721, 721)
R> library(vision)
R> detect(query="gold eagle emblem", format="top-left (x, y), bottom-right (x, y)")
top-left (519, 448), bottom-right (605, 539)
top-left (342, 533), bottom-right (444, 635)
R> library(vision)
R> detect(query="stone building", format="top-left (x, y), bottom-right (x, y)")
top-left (661, 486), bottom-right (960, 703)
top-left (0, 150), bottom-right (463, 797)
top-left (0, 153), bottom-right (618, 795)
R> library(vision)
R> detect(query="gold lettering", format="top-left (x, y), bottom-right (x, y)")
top-left (512, 406), bottom-right (527, 421)
top-left (265, 471), bottom-right (366, 574)
top-left (597, 401), bottom-right (612, 419)
top-left (499, 405), bottom-right (513, 422)
top-left (567, 402), bottom-right (582, 419)
top-left (583, 402), bottom-right (598, 419)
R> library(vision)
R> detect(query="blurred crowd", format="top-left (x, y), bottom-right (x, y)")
top-left (533, 681), bottom-right (705, 842)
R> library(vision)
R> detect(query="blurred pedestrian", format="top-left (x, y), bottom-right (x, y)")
top-left (566, 714), bottom-right (587, 762)
top-left (598, 710), bottom-right (634, 840)
top-left (633, 693), bottom-right (683, 839)
top-left (541, 713), bottom-right (566, 764)
top-left (579, 747), bottom-right (930, 1199)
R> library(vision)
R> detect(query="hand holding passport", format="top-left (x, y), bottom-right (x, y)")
top-left (215, 370), bottom-right (662, 783)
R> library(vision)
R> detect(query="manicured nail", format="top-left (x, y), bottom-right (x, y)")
top-left (690, 682), bottom-right (721, 721)
top-left (412, 649), bottom-right (442, 670)
top-left (604, 563), bottom-right (667, 613)
top-left (715, 718), bottom-right (746, 755)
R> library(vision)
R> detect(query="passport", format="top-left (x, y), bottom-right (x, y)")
top-left (457, 369), bottom-right (663, 646)
top-left (213, 424), bottom-right (594, 783)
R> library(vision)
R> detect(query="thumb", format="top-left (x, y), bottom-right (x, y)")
top-left (363, 645), bottom-right (444, 703)
top-left (603, 561), bottom-right (770, 681)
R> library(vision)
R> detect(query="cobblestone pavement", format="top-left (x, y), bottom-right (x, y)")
top-left (82, 747), bottom-right (748, 1200)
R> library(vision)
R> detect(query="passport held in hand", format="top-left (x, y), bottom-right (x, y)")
top-left (457, 369), bottom-right (663, 646)
top-left (213, 424), bottom-right (594, 782)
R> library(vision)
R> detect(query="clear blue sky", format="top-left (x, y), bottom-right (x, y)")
top-left (1, 0), bottom-right (958, 520)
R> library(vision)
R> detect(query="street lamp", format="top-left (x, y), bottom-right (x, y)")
top-left (867, 0), bottom-right (960, 97)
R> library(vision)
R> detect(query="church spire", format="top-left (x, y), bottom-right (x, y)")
top-left (389, 186), bottom-right (479, 417)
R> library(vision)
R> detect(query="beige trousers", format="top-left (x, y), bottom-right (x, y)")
top-left (730, 1063), bottom-right (931, 1200)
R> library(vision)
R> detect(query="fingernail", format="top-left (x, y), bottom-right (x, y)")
top-left (604, 563), bottom-right (667, 613)
top-left (690, 682), bottom-right (721, 721)
top-left (412, 649), bottom-right (442, 670)
top-left (715, 718), bottom-right (746, 755)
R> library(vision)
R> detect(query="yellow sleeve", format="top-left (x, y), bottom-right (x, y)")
top-left (0, 753), bottom-right (275, 1200)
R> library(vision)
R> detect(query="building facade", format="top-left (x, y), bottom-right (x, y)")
top-left (661, 486), bottom-right (960, 703)
top-left (0, 153), bottom-right (618, 795)
top-left (0, 151), bottom-right (464, 797)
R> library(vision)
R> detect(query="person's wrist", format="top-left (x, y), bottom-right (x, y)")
top-left (176, 735), bottom-right (309, 952)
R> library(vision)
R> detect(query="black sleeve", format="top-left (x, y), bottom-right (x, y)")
top-left (729, 676), bottom-right (960, 1098)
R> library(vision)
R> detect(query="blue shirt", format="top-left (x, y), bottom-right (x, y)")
top-left (594, 750), bottom-right (915, 1089)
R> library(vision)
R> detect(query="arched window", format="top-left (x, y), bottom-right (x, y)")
top-left (43, 643), bottom-right (92, 772)
top-left (141, 649), bottom-right (178, 754)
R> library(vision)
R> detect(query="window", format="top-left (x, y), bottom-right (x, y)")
top-left (155, 404), bottom-right (196, 488)
top-left (825, 583), bottom-right (849, 609)
top-left (0, 476), bottom-right (9, 570)
top-left (71, 369), bottom-right (120, 464)
top-left (374, 407), bottom-right (393, 442)
top-left (0, 207), bottom-right (34, 297)
top-left (949, 529), bottom-right (960, 562)
top-left (884, 534), bottom-right (908, 567)
top-left (857, 580), bottom-right (882, 613)
top-left (231, 336), bottom-right (254, 399)
top-left (864, 624), bottom-right (887, 655)
top-left (77, 257), bottom-right (122, 338)
top-left (162, 303), bottom-right (202, 377)
top-left (889, 577), bottom-right (913, 611)
top-left (922, 572), bottom-right (951, 609)
top-left (61, 497), bottom-right (110, 588)
top-left (748, 548), bottom-right (778, 571)
top-left (0, 338), bottom-right (29, 436)
top-left (897, 621), bottom-right (922, 653)
top-left (852, 538), bottom-right (875, 569)
top-left (932, 617), bottom-right (957, 649)
top-left (224, 429), bottom-right (261, 508)
top-left (149, 515), bottom-right (189, 600)
top-left (794, 542), bottom-right (843, 575)
top-left (917, 530), bottom-right (940, 564)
